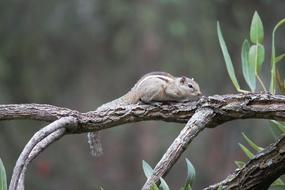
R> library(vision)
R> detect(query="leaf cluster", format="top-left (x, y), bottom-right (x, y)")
top-left (142, 158), bottom-right (196, 190)
top-left (218, 11), bottom-right (285, 189)
top-left (218, 11), bottom-right (285, 93)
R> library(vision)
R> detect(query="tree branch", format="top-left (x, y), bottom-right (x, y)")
top-left (9, 116), bottom-right (78, 190)
top-left (17, 128), bottom-right (66, 190)
top-left (142, 107), bottom-right (215, 190)
top-left (2, 93), bottom-right (285, 190)
top-left (0, 94), bottom-right (285, 134)
top-left (204, 134), bottom-right (285, 190)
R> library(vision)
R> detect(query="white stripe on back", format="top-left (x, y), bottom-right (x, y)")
top-left (135, 75), bottom-right (173, 89)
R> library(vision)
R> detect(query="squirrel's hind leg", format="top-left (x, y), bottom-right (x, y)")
top-left (140, 87), bottom-right (163, 103)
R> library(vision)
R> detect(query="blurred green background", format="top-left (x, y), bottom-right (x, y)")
top-left (0, 0), bottom-right (284, 189)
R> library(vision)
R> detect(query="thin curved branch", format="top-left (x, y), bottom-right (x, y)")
top-left (204, 134), bottom-right (285, 190)
top-left (17, 128), bottom-right (66, 190)
top-left (9, 116), bottom-right (78, 190)
top-left (142, 107), bottom-right (215, 190)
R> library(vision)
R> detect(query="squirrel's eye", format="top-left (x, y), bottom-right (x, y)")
top-left (188, 84), bottom-right (193, 89)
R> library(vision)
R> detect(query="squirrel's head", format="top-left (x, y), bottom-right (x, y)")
top-left (176, 76), bottom-right (202, 98)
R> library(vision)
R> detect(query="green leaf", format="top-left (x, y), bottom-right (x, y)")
top-left (270, 121), bottom-right (285, 133)
top-left (238, 143), bottom-right (255, 159)
top-left (217, 22), bottom-right (241, 92)
top-left (269, 121), bottom-right (285, 140)
top-left (275, 54), bottom-right (285, 64)
top-left (234, 160), bottom-right (245, 169)
top-left (185, 158), bottom-right (196, 187)
top-left (242, 132), bottom-right (264, 152)
top-left (272, 178), bottom-right (285, 186)
top-left (241, 39), bottom-right (256, 91)
top-left (184, 184), bottom-right (192, 190)
top-left (270, 18), bottom-right (285, 94)
top-left (250, 11), bottom-right (264, 44)
top-left (142, 160), bottom-right (154, 178)
top-left (0, 158), bottom-right (7, 190)
top-left (269, 185), bottom-right (285, 190)
top-left (217, 185), bottom-right (223, 190)
top-left (150, 184), bottom-right (160, 190)
top-left (249, 44), bottom-right (265, 74)
top-left (142, 161), bottom-right (170, 190)
top-left (159, 177), bottom-right (170, 190)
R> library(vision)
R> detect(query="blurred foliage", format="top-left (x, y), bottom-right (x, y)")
top-left (0, 0), bottom-right (285, 189)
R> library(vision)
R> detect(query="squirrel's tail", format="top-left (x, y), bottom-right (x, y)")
top-left (87, 94), bottom-right (133, 157)
top-left (87, 131), bottom-right (103, 157)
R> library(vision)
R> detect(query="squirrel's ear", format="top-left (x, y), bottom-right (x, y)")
top-left (180, 76), bottom-right (186, 84)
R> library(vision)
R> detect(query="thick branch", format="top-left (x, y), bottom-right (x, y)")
top-left (204, 134), bottom-right (285, 190)
top-left (142, 107), bottom-right (215, 190)
top-left (0, 94), bottom-right (285, 134)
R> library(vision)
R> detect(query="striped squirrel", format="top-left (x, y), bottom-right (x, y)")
top-left (87, 72), bottom-right (202, 156)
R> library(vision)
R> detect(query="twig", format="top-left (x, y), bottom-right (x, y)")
top-left (142, 107), bottom-right (215, 190)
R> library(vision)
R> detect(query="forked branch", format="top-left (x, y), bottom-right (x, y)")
top-left (142, 107), bottom-right (215, 190)
top-left (1, 93), bottom-right (285, 190)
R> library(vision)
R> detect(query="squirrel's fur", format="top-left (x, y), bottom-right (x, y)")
top-left (88, 72), bottom-right (201, 156)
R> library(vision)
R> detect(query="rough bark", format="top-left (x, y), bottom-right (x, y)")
top-left (1, 93), bottom-right (285, 190)
top-left (204, 134), bottom-right (285, 190)
top-left (142, 107), bottom-right (215, 190)
top-left (0, 94), bottom-right (285, 133)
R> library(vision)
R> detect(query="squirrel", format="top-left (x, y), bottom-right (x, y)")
top-left (87, 72), bottom-right (202, 156)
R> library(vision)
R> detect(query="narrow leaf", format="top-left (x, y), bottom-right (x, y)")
top-left (272, 178), bottom-right (285, 186)
top-left (269, 185), bottom-right (285, 190)
top-left (142, 160), bottom-right (154, 178)
top-left (242, 132), bottom-right (264, 152)
top-left (270, 18), bottom-right (285, 93)
top-left (185, 158), bottom-right (196, 187)
top-left (241, 39), bottom-right (256, 91)
top-left (184, 184), bottom-right (192, 190)
top-left (159, 177), bottom-right (170, 190)
top-left (0, 158), bottom-right (7, 190)
top-left (238, 143), bottom-right (255, 159)
top-left (275, 54), bottom-right (285, 64)
top-left (249, 44), bottom-right (265, 74)
top-left (150, 184), bottom-right (160, 190)
top-left (270, 120), bottom-right (285, 133)
top-left (250, 11), bottom-right (264, 44)
top-left (217, 22), bottom-right (241, 91)
top-left (270, 121), bottom-right (285, 140)
top-left (276, 70), bottom-right (285, 94)
top-left (234, 161), bottom-right (245, 169)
